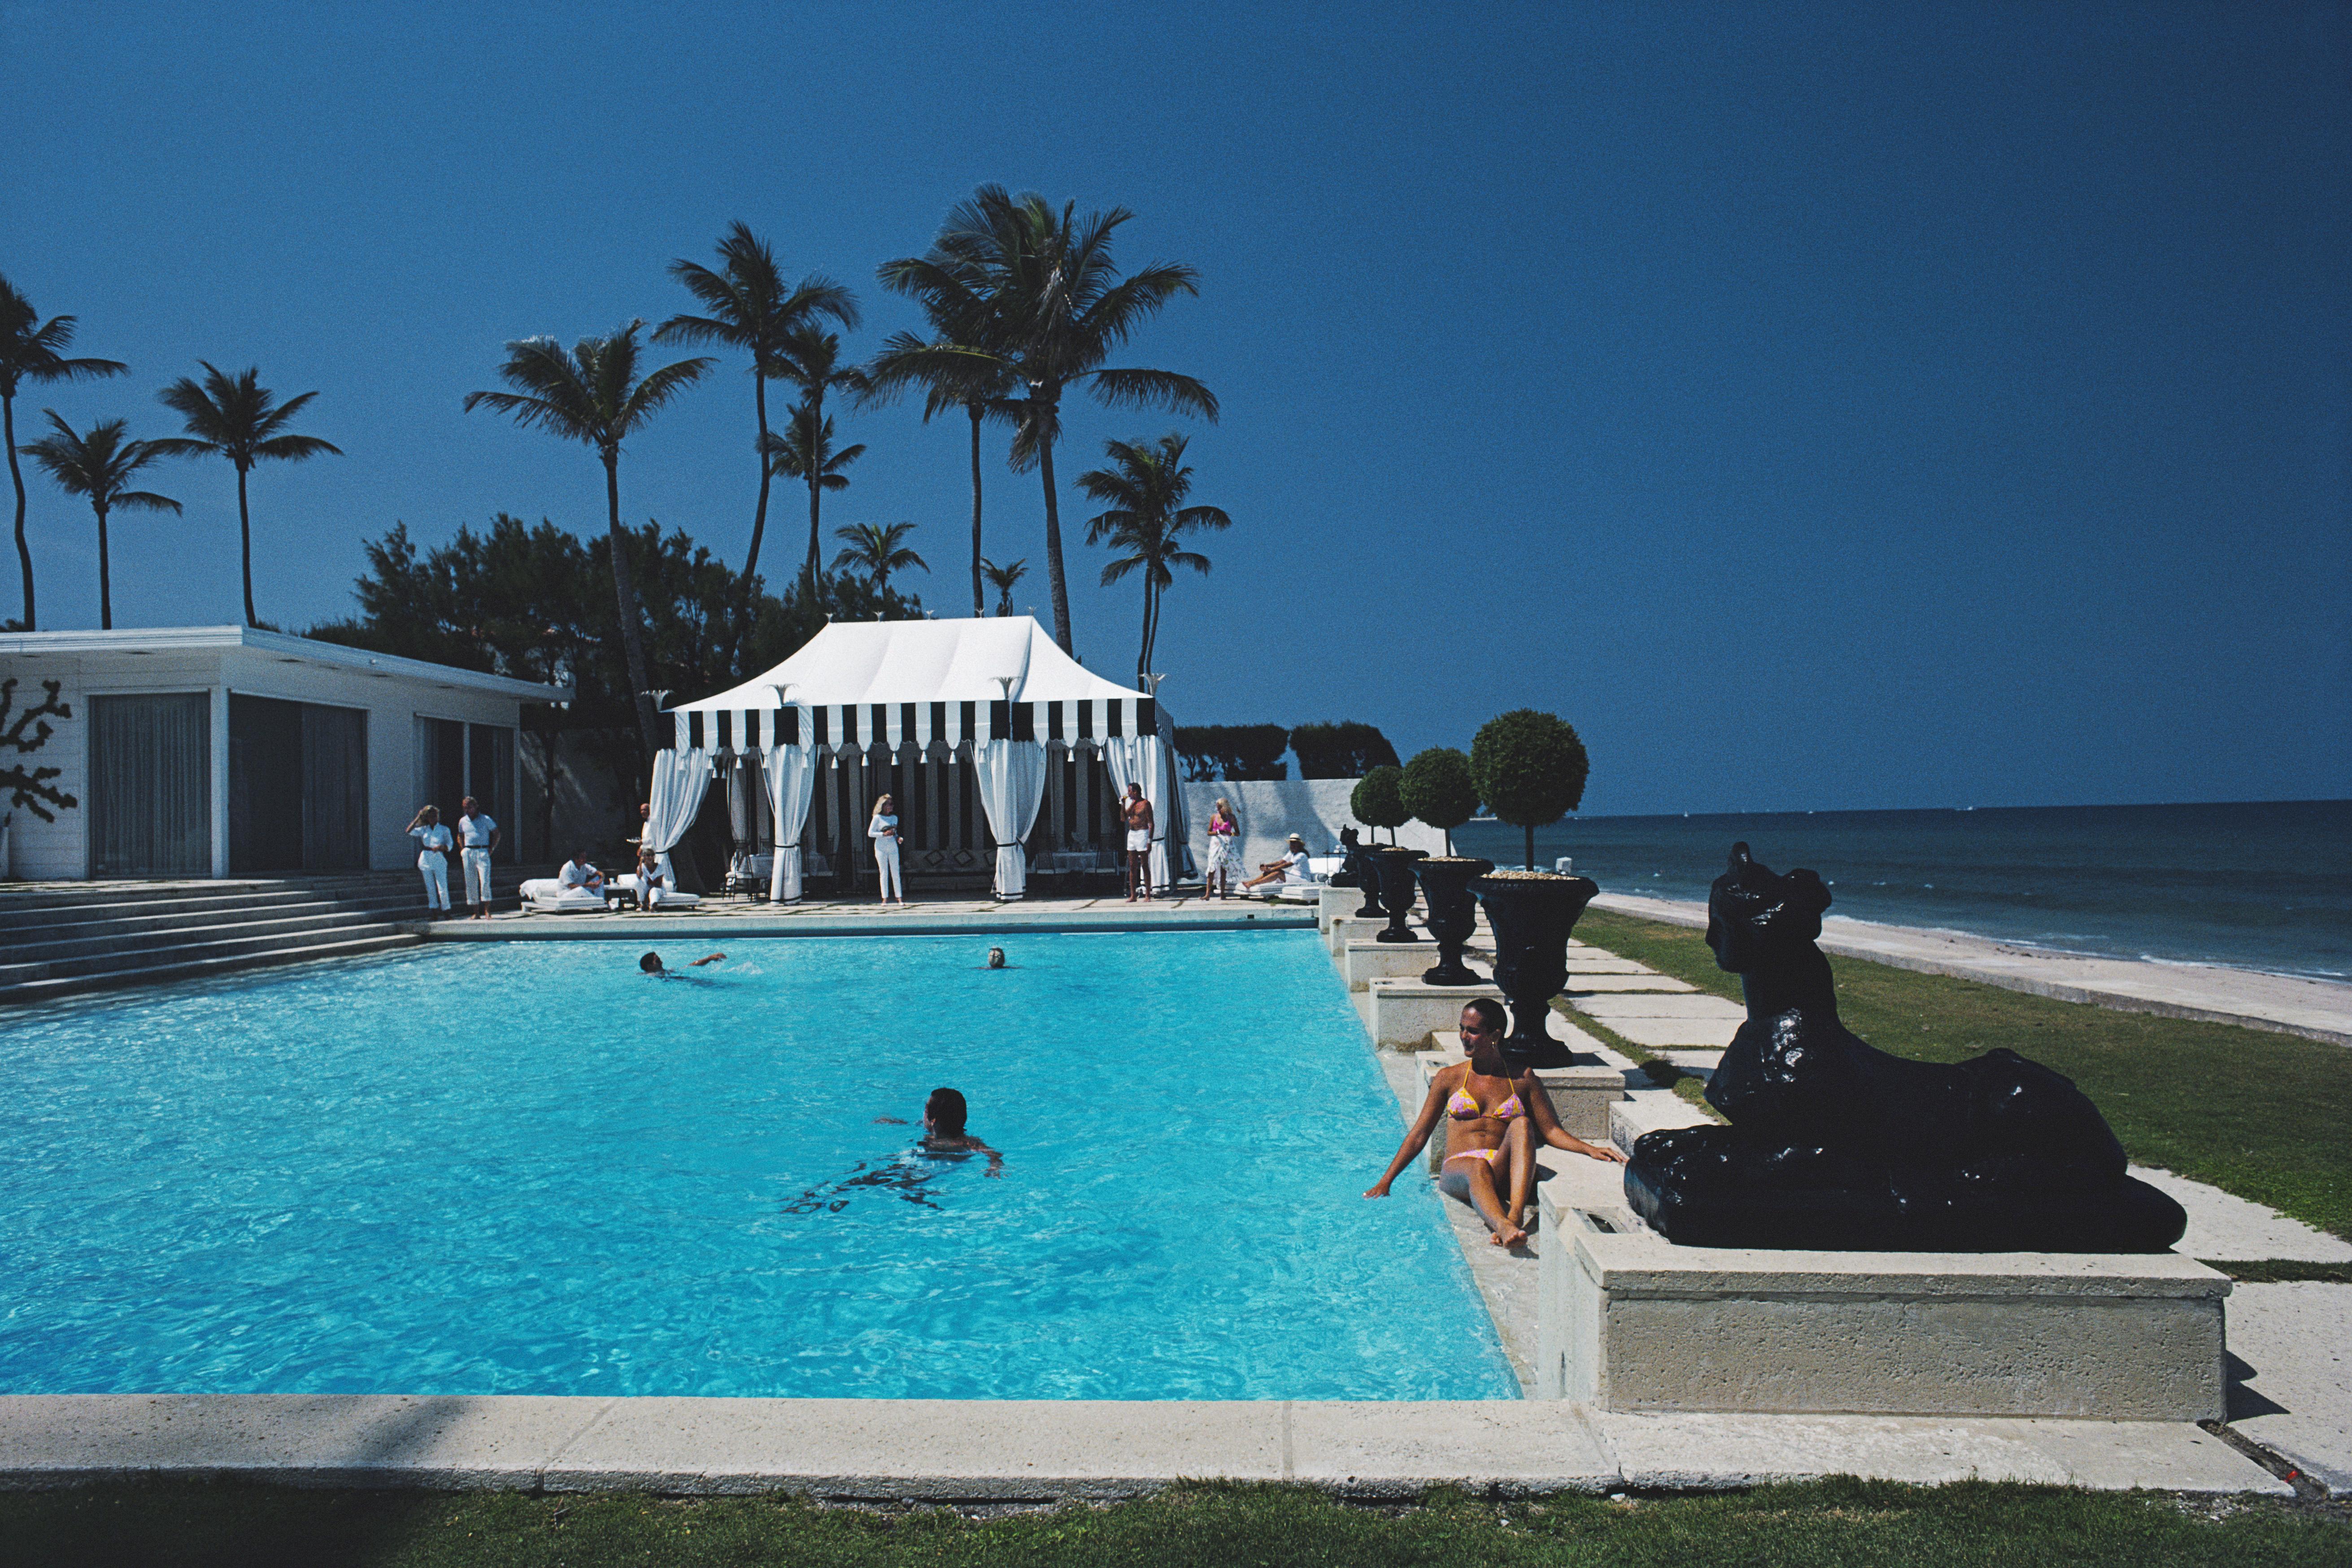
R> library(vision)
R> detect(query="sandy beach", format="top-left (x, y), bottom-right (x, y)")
top-left (1592, 893), bottom-right (2352, 1048)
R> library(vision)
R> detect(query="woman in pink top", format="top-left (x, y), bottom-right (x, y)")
top-left (1202, 797), bottom-right (1240, 898)
top-left (1363, 998), bottom-right (1624, 1248)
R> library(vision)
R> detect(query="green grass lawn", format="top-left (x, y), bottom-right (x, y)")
top-left (0, 1479), bottom-right (2341, 1568)
top-left (1575, 909), bottom-right (2352, 1242)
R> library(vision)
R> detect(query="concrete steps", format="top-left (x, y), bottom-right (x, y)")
top-left (0, 871), bottom-right (482, 1004)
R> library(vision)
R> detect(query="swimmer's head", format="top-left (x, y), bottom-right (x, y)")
top-left (986, 947), bottom-right (1006, 969)
top-left (925, 1087), bottom-right (968, 1137)
top-left (640, 952), bottom-right (664, 974)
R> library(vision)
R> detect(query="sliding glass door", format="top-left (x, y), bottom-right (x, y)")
top-left (88, 693), bottom-right (212, 878)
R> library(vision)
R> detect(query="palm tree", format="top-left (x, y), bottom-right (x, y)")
top-left (151, 364), bottom-right (341, 628)
top-left (1077, 433), bottom-right (1230, 685)
top-left (871, 247), bottom-right (1019, 618)
top-left (768, 323), bottom-right (870, 595)
top-left (980, 556), bottom-right (1027, 617)
top-left (832, 522), bottom-right (927, 597)
top-left (20, 414), bottom-right (182, 630)
top-left (761, 404), bottom-right (863, 530)
top-left (463, 322), bottom-right (713, 761)
top-left (918, 187), bottom-right (1217, 655)
top-left (653, 223), bottom-right (857, 592)
top-left (0, 275), bottom-right (126, 629)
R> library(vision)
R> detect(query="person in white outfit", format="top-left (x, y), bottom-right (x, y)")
top-left (406, 805), bottom-right (454, 915)
top-left (870, 793), bottom-right (907, 906)
top-left (1201, 797), bottom-right (1240, 899)
top-left (457, 795), bottom-right (500, 919)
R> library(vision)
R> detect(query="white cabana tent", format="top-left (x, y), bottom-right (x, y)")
top-left (654, 616), bottom-right (1192, 901)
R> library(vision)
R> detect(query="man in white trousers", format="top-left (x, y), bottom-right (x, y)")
top-left (457, 795), bottom-right (501, 919)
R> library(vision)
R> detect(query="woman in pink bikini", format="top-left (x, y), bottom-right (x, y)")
top-left (1363, 998), bottom-right (1625, 1247)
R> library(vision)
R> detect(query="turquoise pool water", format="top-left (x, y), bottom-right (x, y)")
top-left (0, 930), bottom-right (1516, 1400)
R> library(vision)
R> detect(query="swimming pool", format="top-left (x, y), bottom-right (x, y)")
top-left (0, 929), bottom-right (1516, 1401)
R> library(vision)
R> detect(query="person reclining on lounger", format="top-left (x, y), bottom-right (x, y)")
top-left (1363, 998), bottom-right (1625, 1248)
top-left (1240, 834), bottom-right (1312, 891)
top-left (558, 852), bottom-right (605, 897)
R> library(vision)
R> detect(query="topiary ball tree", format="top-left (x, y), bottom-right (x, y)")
top-left (1471, 709), bottom-right (1589, 869)
top-left (1350, 764), bottom-right (1408, 844)
top-left (1398, 746), bottom-right (1479, 856)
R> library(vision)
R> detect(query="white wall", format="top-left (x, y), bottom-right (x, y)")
top-left (1180, 779), bottom-right (1447, 876)
top-left (1, 640), bottom-right (544, 880)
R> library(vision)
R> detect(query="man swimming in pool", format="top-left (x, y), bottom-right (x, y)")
top-left (639, 951), bottom-right (727, 976)
top-left (919, 1088), bottom-right (1003, 1176)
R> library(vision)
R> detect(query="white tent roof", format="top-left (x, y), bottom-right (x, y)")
top-left (671, 616), bottom-right (1140, 712)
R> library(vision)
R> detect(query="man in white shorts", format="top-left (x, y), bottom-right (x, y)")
top-left (1121, 781), bottom-right (1154, 902)
top-left (457, 795), bottom-right (500, 919)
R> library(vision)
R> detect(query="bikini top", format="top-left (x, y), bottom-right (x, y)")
top-left (1447, 1076), bottom-right (1524, 1121)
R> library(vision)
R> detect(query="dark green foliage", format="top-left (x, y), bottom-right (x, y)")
top-left (1350, 764), bottom-right (1407, 837)
top-left (1399, 746), bottom-right (1480, 832)
top-left (310, 516), bottom-right (919, 840)
top-left (1581, 907), bottom-right (2352, 1240)
top-left (1174, 723), bottom-right (1289, 780)
top-left (1290, 720), bottom-right (1399, 778)
top-left (1472, 708), bottom-right (1589, 867)
top-left (1, 675), bottom-right (76, 822)
top-left (0, 1477), bottom-right (2335, 1567)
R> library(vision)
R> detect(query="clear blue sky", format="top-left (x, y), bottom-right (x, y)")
top-left (5, 1), bottom-right (2347, 814)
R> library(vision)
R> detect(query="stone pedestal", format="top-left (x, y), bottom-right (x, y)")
top-left (1366, 978), bottom-right (1494, 1050)
top-left (1345, 938), bottom-right (1488, 992)
top-left (1315, 884), bottom-right (1359, 935)
top-left (1416, 1052), bottom-right (1625, 1167)
top-left (1328, 915), bottom-right (1395, 956)
top-left (1533, 1188), bottom-right (2230, 1420)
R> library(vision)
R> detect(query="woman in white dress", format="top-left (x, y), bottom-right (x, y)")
top-left (870, 793), bottom-right (908, 907)
top-left (405, 805), bottom-right (454, 915)
top-left (1202, 797), bottom-right (1240, 899)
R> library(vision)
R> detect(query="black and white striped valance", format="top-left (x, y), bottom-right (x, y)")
top-left (674, 697), bottom-right (1159, 755)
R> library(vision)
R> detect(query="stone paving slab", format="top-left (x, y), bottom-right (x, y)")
top-left (1288, 1402), bottom-right (1613, 1494)
top-left (1585, 1410), bottom-right (2285, 1494)
top-left (2139, 1172), bottom-right (2352, 1264)
top-left (2227, 1283), bottom-right (2352, 1497)
top-left (1582, 1016), bottom-right (1741, 1049)
top-left (1570, 993), bottom-right (1747, 1021)
top-left (1564, 974), bottom-right (1695, 993)
top-left (1562, 956), bottom-right (1654, 974)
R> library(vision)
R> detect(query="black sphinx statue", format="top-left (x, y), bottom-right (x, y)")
top-left (1625, 844), bottom-right (2186, 1253)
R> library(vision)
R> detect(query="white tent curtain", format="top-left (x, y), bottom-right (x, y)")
top-left (645, 748), bottom-right (714, 885)
top-left (1101, 734), bottom-right (1171, 893)
top-left (975, 739), bottom-right (1049, 898)
top-left (763, 741), bottom-right (815, 902)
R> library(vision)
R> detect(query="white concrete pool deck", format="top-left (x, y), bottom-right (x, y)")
top-left (0, 1394), bottom-right (2284, 1498)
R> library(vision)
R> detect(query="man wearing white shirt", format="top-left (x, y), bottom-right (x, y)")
top-left (457, 795), bottom-right (500, 919)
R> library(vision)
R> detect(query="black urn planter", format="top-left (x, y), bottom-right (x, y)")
top-left (1370, 847), bottom-right (1429, 941)
top-left (1413, 856), bottom-right (1495, 985)
top-left (1352, 836), bottom-right (1388, 918)
top-left (1469, 871), bottom-right (1601, 1068)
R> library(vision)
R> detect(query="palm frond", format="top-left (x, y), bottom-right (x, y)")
top-left (1085, 368), bottom-right (1219, 421)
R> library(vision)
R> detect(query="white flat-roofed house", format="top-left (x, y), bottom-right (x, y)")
top-left (0, 626), bottom-right (571, 881)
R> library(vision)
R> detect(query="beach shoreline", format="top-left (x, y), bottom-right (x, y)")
top-left (1591, 892), bottom-right (2352, 1048)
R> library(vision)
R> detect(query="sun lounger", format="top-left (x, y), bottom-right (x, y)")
top-left (518, 877), bottom-right (608, 913)
top-left (614, 873), bottom-right (702, 910)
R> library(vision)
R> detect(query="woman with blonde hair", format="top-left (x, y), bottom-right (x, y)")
top-left (1202, 797), bottom-right (1240, 899)
top-left (405, 805), bottom-right (454, 915)
top-left (870, 792), bottom-right (907, 907)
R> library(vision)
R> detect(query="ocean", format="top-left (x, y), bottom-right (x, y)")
top-left (1451, 800), bottom-right (2352, 980)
